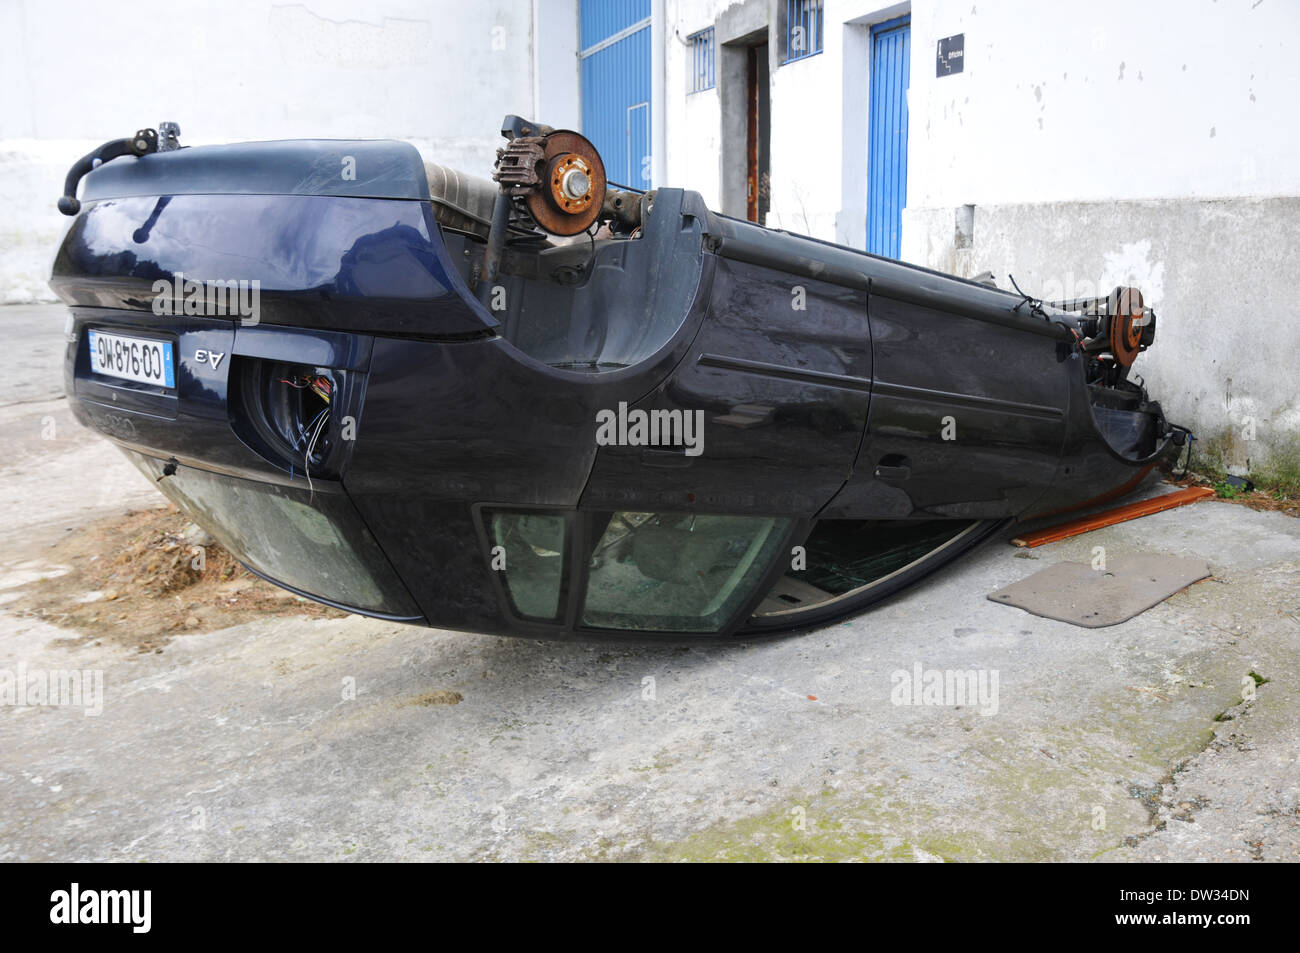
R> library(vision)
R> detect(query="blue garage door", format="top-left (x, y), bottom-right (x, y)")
top-left (580, 0), bottom-right (653, 188)
top-left (867, 16), bottom-right (910, 258)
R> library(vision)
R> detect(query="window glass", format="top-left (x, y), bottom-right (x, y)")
top-left (486, 511), bottom-right (567, 621)
top-left (753, 519), bottom-right (976, 617)
top-left (133, 455), bottom-right (416, 616)
top-left (583, 513), bottom-right (790, 632)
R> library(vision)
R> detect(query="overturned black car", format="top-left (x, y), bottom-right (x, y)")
top-left (50, 118), bottom-right (1185, 641)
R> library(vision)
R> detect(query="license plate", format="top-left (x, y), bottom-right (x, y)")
top-left (87, 329), bottom-right (175, 388)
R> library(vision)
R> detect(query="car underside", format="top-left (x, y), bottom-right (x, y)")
top-left (49, 117), bottom-right (1187, 641)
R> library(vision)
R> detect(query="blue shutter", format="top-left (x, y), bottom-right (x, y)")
top-left (580, 0), bottom-right (653, 188)
top-left (867, 17), bottom-right (910, 258)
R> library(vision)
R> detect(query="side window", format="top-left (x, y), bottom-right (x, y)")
top-left (752, 518), bottom-right (978, 618)
top-left (582, 513), bottom-right (791, 632)
top-left (485, 510), bottom-right (568, 622)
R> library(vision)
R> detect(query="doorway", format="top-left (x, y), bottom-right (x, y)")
top-left (866, 15), bottom-right (910, 257)
top-left (746, 42), bottom-right (771, 224)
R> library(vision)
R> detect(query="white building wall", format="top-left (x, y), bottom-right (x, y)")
top-left (0, 0), bottom-right (548, 304)
top-left (902, 0), bottom-right (1300, 480)
top-left (668, 0), bottom-right (1300, 233)
top-left (908, 0), bottom-right (1300, 207)
top-left (664, 0), bottom-right (733, 208)
top-left (535, 0), bottom-right (582, 132)
top-left (765, 12), bottom-right (840, 239)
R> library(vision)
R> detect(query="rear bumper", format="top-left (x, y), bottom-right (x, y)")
top-left (63, 304), bottom-right (425, 621)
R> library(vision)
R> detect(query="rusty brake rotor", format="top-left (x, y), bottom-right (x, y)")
top-left (1107, 286), bottom-right (1146, 367)
top-left (525, 131), bottom-right (606, 236)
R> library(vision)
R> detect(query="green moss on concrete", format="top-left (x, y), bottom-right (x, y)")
top-left (631, 792), bottom-right (989, 863)
top-left (1189, 427), bottom-right (1300, 496)
top-left (1253, 442), bottom-right (1300, 496)
top-left (611, 660), bottom-right (1252, 864)
top-left (623, 761), bottom-right (1119, 864)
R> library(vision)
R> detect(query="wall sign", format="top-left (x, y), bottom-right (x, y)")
top-left (937, 34), bottom-right (964, 76)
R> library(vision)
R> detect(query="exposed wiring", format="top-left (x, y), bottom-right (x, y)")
top-left (304, 408), bottom-right (330, 503)
top-left (309, 377), bottom-right (332, 403)
top-left (280, 374), bottom-right (332, 403)
top-left (585, 221), bottom-right (599, 275)
top-left (292, 407), bottom-right (329, 451)
top-left (1008, 274), bottom-right (1048, 321)
top-left (275, 373), bottom-right (336, 496)
top-left (606, 180), bottom-right (647, 194)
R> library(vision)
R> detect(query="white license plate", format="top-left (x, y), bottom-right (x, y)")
top-left (87, 329), bottom-right (176, 388)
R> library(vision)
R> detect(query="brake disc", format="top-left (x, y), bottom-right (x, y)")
top-left (525, 131), bottom-right (607, 236)
top-left (1108, 286), bottom-right (1145, 367)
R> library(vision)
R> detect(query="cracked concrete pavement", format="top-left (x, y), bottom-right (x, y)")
top-left (1, 303), bottom-right (1297, 861)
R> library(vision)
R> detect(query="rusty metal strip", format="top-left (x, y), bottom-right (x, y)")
top-left (1011, 486), bottom-right (1215, 548)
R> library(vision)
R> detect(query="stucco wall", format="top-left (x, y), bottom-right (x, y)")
top-left (663, 0), bottom-right (735, 209)
top-left (900, 0), bottom-right (1300, 478)
top-left (907, 0), bottom-right (1300, 207)
top-left (0, 0), bottom-right (554, 303)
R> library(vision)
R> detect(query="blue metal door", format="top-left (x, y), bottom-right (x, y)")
top-left (867, 16), bottom-right (910, 258)
top-left (580, 1), bottom-right (653, 188)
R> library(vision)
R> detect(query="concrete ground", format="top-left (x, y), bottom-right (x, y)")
top-left (1, 303), bottom-right (1297, 862)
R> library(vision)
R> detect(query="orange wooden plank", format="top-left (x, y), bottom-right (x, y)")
top-left (1011, 486), bottom-right (1215, 548)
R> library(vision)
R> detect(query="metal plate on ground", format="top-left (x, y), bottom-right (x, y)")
top-left (988, 555), bottom-right (1211, 628)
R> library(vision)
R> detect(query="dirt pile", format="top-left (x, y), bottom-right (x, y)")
top-left (12, 503), bottom-right (346, 651)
